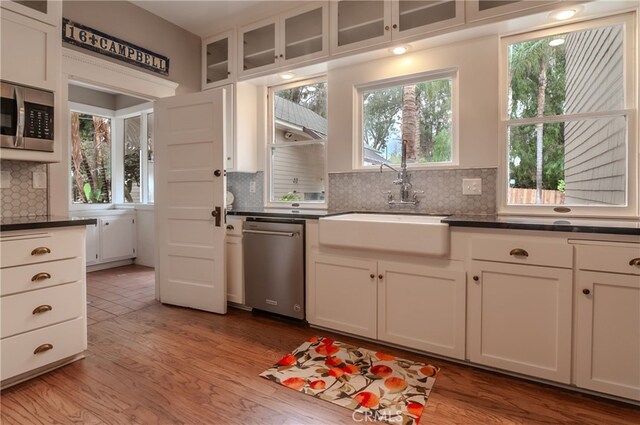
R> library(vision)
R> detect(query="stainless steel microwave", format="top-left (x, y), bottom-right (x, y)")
top-left (0, 81), bottom-right (54, 152)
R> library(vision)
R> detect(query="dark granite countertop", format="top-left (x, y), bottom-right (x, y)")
top-left (1, 216), bottom-right (98, 232)
top-left (227, 208), bottom-right (336, 220)
top-left (228, 209), bottom-right (639, 235)
top-left (443, 215), bottom-right (640, 236)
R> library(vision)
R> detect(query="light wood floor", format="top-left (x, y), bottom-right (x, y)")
top-left (1, 265), bottom-right (638, 424)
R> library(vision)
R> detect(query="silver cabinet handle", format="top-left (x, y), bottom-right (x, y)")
top-left (242, 229), bottom-right (296, 237)
top-left (15, 85), bottom-right (25, 148)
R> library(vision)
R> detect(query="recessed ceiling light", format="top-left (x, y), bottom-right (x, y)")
top-left (390, 45), bottom-right (410, 55)
top-left (551, 9), bottom-right (577, 20)
top-left (280, 72), bottom-right (295, 80)
top-left (549, 38), bottom-right (565, 47)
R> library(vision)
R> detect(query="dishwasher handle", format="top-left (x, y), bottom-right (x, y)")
top-left (242, 229), bottom-right (297, 237)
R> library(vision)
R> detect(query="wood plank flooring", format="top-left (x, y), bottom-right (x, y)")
top-left (1, 265), bottom-right (638, 424)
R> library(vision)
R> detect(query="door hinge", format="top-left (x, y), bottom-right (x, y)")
top-left (95, 254), bottom-right (98, 259)
top-left (132, 218), bottom-right (135, 224)
top-left (133, 248), bottom-right (136, 253)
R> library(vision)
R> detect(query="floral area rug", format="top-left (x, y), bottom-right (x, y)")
top-left (260, 337), bottom-right (440, 425)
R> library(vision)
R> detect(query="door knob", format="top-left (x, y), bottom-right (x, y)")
top-left (378, 274), bottom-right (383, 280)
top-left (582, 288), bottom-right (591, 295)
top-left (214, 169), bottom-right (222, 177)
top-left (473, 276), bottom-right (479, 281)
top-left (211, 206), bottom-right (222, 227)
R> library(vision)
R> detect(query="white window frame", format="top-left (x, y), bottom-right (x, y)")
top-left (354, 68), bottom-right (459, 170)
top-left (114, 102), bottom-right (154, 205)
top-left (265, 76), bottom-right (328, 209)
top-left (68, 102), bottom-right (116, 211)
top-left (498, 13), bottom-right (638, 218)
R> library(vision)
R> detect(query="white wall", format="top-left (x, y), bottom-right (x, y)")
top-left (327, 35), bottom-right (499, 173)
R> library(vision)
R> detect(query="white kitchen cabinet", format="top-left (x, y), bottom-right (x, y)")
top-left (308, 251), bottom-right (466, 359)
top-left (226, 216), bottom-right (244, 304)
top-left (575, 242), bottom-right (640, 401)
top-left (100, 216), bottom-right (136, 262)
top-left (330, 0), bottom-right (463, 55)
top-left (202, 30), bottom-right (235, 90)
top-left (377, 261), bottom-right (466, 359)
top-left (308, 253), bottom-right (378, 339)
top-left (222, 82), bottom-right (258, 172)
top-left (0, 6), bottom-right (60, 92)
top-left (85, 223), bottom-right (99, 265)
top-left (468, 260), bottom-right (573, 383)
top-left (465, 0), bottom-right (559, 23)
top-left (239, 2), bottom-right (329, 78)
top-left (1, 0), bottom-right (61, 26)
top-left (73, 211), bottom-right (137, 267)
top-left (0, 226), bottom-right (86, 387)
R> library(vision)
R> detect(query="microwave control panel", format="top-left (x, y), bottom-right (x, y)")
top-left (25, 103), bottom-right (53, 140)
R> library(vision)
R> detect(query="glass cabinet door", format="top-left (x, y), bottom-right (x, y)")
top-left (205, 37), bottom-right (229, 85)
top-left (331, 0), bottom-right (391, 54)
top-left (394, 0), bottom-right (463, 39)
top-left (242, 21), bottom-right (277, 72)
top-left (283, 5), bottom-right (326, 62)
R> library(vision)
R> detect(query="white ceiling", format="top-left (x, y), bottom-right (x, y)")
top-left (131, 0), bottom-right (309, 38)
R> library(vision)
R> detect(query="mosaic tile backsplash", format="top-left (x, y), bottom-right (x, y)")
top-left (1, 160), bottom-right (48, 218)
top-left (329, 168), bottom-right (497, 215)
top-left (227, 171), bottom-right (264, 210)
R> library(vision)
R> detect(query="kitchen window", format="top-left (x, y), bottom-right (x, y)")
top-left (267, 77), bottom-right (327, 206)
top-left (356, 70), bottom-right (457, 168)
top-left (500, 14), bottom-right (637, 217)
top-left (70, 105), bottom-right (113, 204)
top-left (69, 103), bottom-right (154, 206)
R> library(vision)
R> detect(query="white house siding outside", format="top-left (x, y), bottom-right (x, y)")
top-left (563, 25), bottom-right (626, 205)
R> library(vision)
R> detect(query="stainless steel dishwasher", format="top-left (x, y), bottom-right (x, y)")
top-left (242, 218), bottom-right (305, 319)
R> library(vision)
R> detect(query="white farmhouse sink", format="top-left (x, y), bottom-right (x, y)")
top-left (319, 213), bottom-right (449, 256)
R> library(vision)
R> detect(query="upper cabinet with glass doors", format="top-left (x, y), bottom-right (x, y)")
top-left (1, 0), bottom-right (60, 26)
top-left (331, 0), bottom-right (464, 55)
top-left (202, 30), bottom-right (235, 90)
top-left (239, 2), bottom-right (329, 78)
top-left (465, 0), bottom-right (560, 23)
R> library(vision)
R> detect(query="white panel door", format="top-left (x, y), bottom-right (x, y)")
top-left (155, 88), bottom-right (227, 314)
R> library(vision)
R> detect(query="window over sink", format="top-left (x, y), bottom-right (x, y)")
top-left (267, 77), bottom-right (327, 206)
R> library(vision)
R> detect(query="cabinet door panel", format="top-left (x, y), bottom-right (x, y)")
top-left (202, 31), bottom-right (235, 90)
top-left (85, 223), bottom-right (99, 265)
top-left (468, 261), bottom-right (572, 383)
top-left (393, 0), bottom-right (464, 40)
top-left (240, 19), bottom-right (278, 76)
top-left (330, 0), bottom-right (391, 54)
top-left (309, 254), bottom-right (377, 338)
top-left (576, 271), bottom-right (640, 401)
top-left (282, 3), bottom-right (328, 65)
top-left (226, 236), bottom-right (244, 304)
top-left (378, 261), bottom-right (466, 359)
top-left (100, 216), bottom-right (136, 262)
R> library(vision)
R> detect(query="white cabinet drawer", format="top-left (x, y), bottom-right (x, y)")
top-left (1, 229), bottom-right (83, 268)
top-left (471, 236), bottom-right (572, 268)
top-left (1, 281), bottom-right (83, 338)
top-left (1, 317), bottom-right (85, 381)
top-left (226, 217), bottom-right (243, 236)
top-left (0, 257), bottom-right (83, 296)
top-left (575, 243), bottom-right (640, 275)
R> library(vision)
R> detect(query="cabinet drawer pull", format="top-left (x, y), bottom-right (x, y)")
top-left (31, 272), bottom-right (51, 282)
top-left (378, 274), bottom-right (383, 280)
top-left (473, 275), bottom-right (479, 281)
top-left (32, 304), bottom-right (52, 315)
top-left (31, 247), bottom-right (51, 256)
top-left (33, 343), bottom-right (53, 355)
top-left (630, 258), bottom-right (640, 267)
top-left (370, 273), bottom-right (375, 279)
top-left (509, 248), bottom-right (529, 257)
top-left (226, 224), bottom-right (234, 230)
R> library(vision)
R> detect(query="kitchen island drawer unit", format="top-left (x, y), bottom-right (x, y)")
top-left (0, 257), bottom-right (83, 296)
top-left (1, 280), bottom-right (83, 338)
top-left (0, 226), bottom-right (87, 388)
top-left (1, 230), bottom-right (83, 267)
top-left (0, 317), bottom-right (85, 381)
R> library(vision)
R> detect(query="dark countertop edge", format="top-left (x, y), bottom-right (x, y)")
top-left (1, 218), bottom-right (98, 232)
top-left (442, 218), bottom-right (640, 236)
top-left (228, 210), bottom-right (639, 235)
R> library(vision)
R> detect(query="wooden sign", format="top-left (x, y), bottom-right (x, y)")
top-left (62, 18), bottom-right (170, 76)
